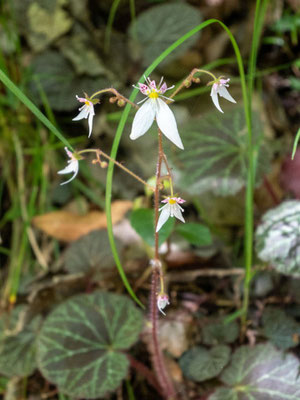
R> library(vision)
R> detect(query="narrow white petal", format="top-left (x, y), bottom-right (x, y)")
top-left (58, 161), bottom-right (79, 185)
top-left (88, 109), bottom-right (95, 138)
top-left (173, 204), bottom-right (185, 223)
top-left (57, 162), bottom-right (76, 175)
top-left (219, 86), bottom-right (236, 104)
top-left (156, 98), bottom-right (184, 150)
top-left (130, 100), bottom-right (155, 140)
top-left (210, 87), bottom-right (223, 113)
top-left (72, 106), bottom-right (89, 121)
top-left (60, 171), bottom-right (78, 185)
top-left (156, 205), bottom-right (170, 232)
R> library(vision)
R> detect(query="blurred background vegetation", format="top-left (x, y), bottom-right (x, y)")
top-left (0, 0), bottom-right (300, 399)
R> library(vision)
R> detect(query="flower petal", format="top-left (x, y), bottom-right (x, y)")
top-left (219, 86), bottom-right (236, 103)
top-left (130, 99), bottom-right (155, 140)
top-left (210, 86), bottom-right (223, 113)
top-left (156, 98), bottom-right (184, 150)
top-left (72, 106), bottom-right (89, 121)
top-left (156, 205), bottom-right (170, 232)
top-left (58, 161), bottom-right (79, 185)
top-left (173, 204), bottom-right (185, 223)
top-left (88, 107), bottom-right (95, 138)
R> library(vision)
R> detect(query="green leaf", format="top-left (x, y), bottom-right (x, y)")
top-left (261, 307), bottom-right (300, 350)
top-left (29, 51), bottom-right (108, 111)
top-left (64, 230), bottom-right (123, 275)
top-left (128, 2), bottom-right (202, 66)
top-left (170, 107), bottom-right (270, 196)
top-left (130, 208), bottom-right (174, 247)
top-left (209, 343), bottom-right (300, 400)
top-left (175, 223), bottom-right (212, 246)
top-left (255, 200), bottom-right (300, 277)
top-left (179, 345), bottom-right (231, 382)
top-left (201, 317), bottom-right (239, 346)
top-left (27, 0), bottom-right (72, 51)
top-left (0, 306), bottom-right (41, 377)
top-left (37, 291), bottom-right (143, 399)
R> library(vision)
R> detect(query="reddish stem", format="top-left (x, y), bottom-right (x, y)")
top-left (149, 129), bottom-right (177, 400)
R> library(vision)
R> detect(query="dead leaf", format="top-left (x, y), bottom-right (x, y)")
top-left (32, 200), bottom-right (132, 242)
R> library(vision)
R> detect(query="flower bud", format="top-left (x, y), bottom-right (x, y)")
top-left (184, 79), bottom-right (191, 88)
top-left (117, 98), bottom-right (125, 107)
top-left (109, 96), bottom-right (118, 103)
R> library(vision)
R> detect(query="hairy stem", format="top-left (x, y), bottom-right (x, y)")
top-left (149, 129), bottom-right (177, 400)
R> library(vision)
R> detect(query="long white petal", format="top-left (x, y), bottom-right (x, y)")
top-left (72, 106), bottom-right (89, 121)
top-left (173, 204), bottom-right (185, 223)
top-left (210, 87), bottom-right (223, 113)
top-left (130, 100), bottom-right (155, 140)
top-left (58, 161), bottom-right (79, 185)
top-left (156, 205), bottom-right (170, 232)
top-left (219, 86), bottom-right (236, 103)
top-left (156, 98), bottom-right (184, 150)
top-left (88, 108), bottom-right (95, 138)
top-left (57, 162), bottom-right (76, 175)
top-left (60, 170), bottom-right (78, 185)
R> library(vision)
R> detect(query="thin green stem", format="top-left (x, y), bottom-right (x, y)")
top-left (79, 148), bottom-right (154, 191)
top-left (0, 68), bottom-right (72, 149)
top-left (104, 0), bottom-right (121, 54)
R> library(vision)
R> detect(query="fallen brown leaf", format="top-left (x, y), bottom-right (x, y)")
top-left (32, 200), bottom-right (132, 242)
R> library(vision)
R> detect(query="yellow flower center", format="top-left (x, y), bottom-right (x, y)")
top-left (168, 198), bottom-right (176, 204)
top-left (85, 100), bottom-right (90, 105)
top-left (149, 91), bottom-right (159, 99)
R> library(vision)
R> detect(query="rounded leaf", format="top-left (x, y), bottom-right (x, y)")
top-left (0, 306), bottom-right (41, 377)
top-left (179, 345), bottom-right (231, 382)
top-left (37, 291), bottom-right (143, 399)
top-left (170, 107), bottom-right (270, 196)
top-left (256, 200), bottom-right (300, 276)
top-left (209, 343), bottom-right (300, 400)
top-left (128, 3), bottom-right (202, 66)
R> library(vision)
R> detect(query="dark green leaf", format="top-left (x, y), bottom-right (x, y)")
top-left (209, 343), bottom-right (300, 400)
top-left (255, 200), bottom-right (300, 277)
top-left (170, 107), bottom-right (270, 196)
top-left (201, 318), bottom-right (239, 345)
top-left (261, 307), bottom-right (300, 350)
top-left (0, 306), bottom-right (41, 377)
top-left (64, 229), bottom-right (123, 275)
top-left (130, 208), bottom-right (174, 247)
top-left (179, 345), bottom-right (231, 382)
top-left (128, 2), bottom-right (202, 66)
top-left (175, 223), bottom-right (212, 246)
top-left (28, 51), bottom-right (108, 111)
top-left (37, 291), bottom-right (143, 399)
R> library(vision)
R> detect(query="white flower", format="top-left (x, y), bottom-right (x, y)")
top-left (156, 197), bottom-right (185, 232)
top-left (157, 293), bottom-right (170, 315)
top-left (58, 147), bottom-right (80, 185)
top-left (73, 95), bottom-right (95, 138)
top-left (210, 78), bottom-right (236, 113)
top-left (130, 77), bottom-right (184, 150)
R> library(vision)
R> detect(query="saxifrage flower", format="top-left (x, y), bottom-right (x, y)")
top-left (210, 78), bottom-right (236, 113)
top-left (156, 197), bottom-right (186, 232)
top-left (57, 147), bottom-right (80, 185)
top-left (130, 77), bottom-right (184, 149)
top-left (157, 293), bottom-right (170, 315)
top-left (73, 95), bottom-right (95, 138)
